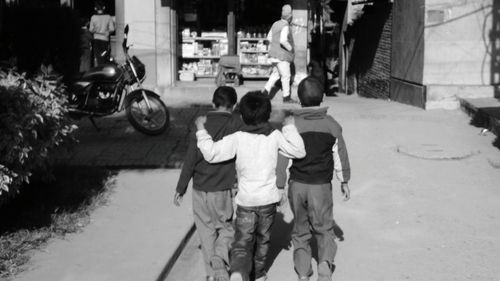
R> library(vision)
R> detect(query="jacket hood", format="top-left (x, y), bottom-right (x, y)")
top-left (292, 107), bottom-right (328, 120)
top-left (242, 122), bottom-right (275, 136)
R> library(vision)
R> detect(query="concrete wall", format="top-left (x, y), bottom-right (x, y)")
top-left (390, 0), bottom-right (426, 108)
top-left (292, 0), bottom-right (308, 84)
top-left (424, 0), bottom-right (493, 85)
top-left (114, 0), bottom-right (177, 88)
top-left (424, 0), bottom-right (495, 109)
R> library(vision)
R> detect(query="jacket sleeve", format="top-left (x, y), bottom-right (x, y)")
top-left (89, 16), bottom-right (96, 33)
top-left (108, 16), bottom-right (115, 33)
top-left (196, 130), bottom-right (238, 163)
top-left (276, 153), bottom-right (290, 189)
top-left (332, 134), bottom-right (351, 182)
top-left (277, 124), bottom-right (306, 159)
top-left (175, 130), bottom-right (197, 195)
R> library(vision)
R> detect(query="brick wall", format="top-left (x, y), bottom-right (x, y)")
top-left (349, 3), bottom-right (392, 99)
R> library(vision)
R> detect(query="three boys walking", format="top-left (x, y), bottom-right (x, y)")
top-left (175, 77), bottom-right (351, 281)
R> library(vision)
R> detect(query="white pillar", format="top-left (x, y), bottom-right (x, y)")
top-left (155, 0), bottom-right (176, 87)
top-left (292, 0), bottom-right (308, 84)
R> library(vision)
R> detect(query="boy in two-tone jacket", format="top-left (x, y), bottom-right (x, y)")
top-left (279, 76), bottom-right (351, 281)
top-left (174, 86), bottom-right (243, 281)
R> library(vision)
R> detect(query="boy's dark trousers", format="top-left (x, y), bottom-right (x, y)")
top-left (230, 203), bottom-right (277, 281)
top-left (193, 189), bottom-right (234, 277)
top-left (288, 181), bottom-right (338, 277)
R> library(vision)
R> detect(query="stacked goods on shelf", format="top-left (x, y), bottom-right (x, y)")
top-left (238, 38), bottom-right (272, 79)
top-left (179, 29), bottom-right (228, 79)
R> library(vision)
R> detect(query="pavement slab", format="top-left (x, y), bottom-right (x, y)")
top-left (11, 169), bottom-right (194, 281)
top-left (10, 93), bottom-right (500, 281)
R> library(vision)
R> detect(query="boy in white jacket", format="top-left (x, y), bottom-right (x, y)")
top-left (195, 91), bottom-right (306, 281)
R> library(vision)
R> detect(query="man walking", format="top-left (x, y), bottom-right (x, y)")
top-left (263, 4), bottom-right (298, 103)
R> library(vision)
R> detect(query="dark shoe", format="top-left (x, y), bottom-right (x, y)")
top-left (317, 261), bottom-right (335, 281)
top-left (283, 96), bottom-right (299, 104)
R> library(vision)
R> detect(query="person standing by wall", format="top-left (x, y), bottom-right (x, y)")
top-left (79, 17), bottom-right (92, 73)
top-left (263, 4), bottom-right (298, 104)
top-left (89, 0), bottom-right (115, 65)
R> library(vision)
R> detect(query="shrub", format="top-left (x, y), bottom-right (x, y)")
top-left (0, 70), bottom-right (77, 198)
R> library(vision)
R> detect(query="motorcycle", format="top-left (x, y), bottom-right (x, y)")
top-left (68, 24), bottom-right (169, 135)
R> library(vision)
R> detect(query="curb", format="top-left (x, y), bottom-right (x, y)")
top-left (460, 98), bottom-right (500, 137)
top-left (155, 223), bottom-right (196, 281)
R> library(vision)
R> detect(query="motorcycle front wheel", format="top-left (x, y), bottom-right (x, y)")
top-left (125, 89), bottom-right (170, 135)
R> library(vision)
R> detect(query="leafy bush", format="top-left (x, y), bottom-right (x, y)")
top-left (0, 70), bottom-right (77, 198)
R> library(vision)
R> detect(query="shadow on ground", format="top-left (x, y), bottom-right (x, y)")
top-left (468, 108), bottom-right (500, 150)
top-left (0, 167), bottom-right (117, 278)
top-left (264, 211), bottom-right (293, 274)
top-left (58, 105), bottom-right (213, 168)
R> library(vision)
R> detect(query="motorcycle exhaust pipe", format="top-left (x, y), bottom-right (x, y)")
top-left (68, 108), bottom-right (107, 117)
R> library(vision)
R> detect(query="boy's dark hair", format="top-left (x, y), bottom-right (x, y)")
top-left (298, 76), bottom-right (324, 107)
top-left (239, 91), bottom-right (271, 125)
top-left (212, 86), bottom-right (237, 109)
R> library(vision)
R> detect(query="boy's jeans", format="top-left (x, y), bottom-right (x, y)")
top-left (288, 181), bottom-right (338, 277)
top-left (230, 203), bottom-right (277, 281)
top-left (193, 189), bottom-right (234, 277)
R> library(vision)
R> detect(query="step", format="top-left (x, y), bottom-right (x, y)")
top-left (460, 97), bottom-right (500, 136)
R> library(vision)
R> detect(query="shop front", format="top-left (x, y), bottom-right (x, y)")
top-left (67, 0), bottom-right (350, 91)
top-left (111, 0), bottom-right (311, 88)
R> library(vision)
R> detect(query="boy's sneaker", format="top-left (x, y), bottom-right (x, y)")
top-left (317, 261), bottom-right (335, 281)
top-left (210, 256), bottom-right (229, 281)
top-left (229, 272), bottom-right (244, 281)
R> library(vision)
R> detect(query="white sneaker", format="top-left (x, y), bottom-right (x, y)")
top-left (229, 272), bottom-right (243, 281)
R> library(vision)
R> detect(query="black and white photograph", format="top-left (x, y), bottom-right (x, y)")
top-left (0, 0), bottom-right (499, 281)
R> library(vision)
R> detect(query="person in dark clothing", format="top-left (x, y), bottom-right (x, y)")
top-left (89, 1), bottom-right (115, 65)
top-left (277, 76), bottom-right (351, 281)
top-left (174, 86), bottom-right (243, 281)
top-left (79, 18), bottom-right (92, 73)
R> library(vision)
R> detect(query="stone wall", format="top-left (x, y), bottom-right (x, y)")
top-left (348, 3), bottom-right (393, 99)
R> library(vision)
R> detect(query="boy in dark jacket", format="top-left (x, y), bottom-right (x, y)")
top-left (174, 86), bottom-right (243, 281)
top-left (279, 76), bottom-right (351, 281)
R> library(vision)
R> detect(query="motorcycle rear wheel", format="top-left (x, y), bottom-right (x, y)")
top-left (126, 89), bottom-right (170, 135)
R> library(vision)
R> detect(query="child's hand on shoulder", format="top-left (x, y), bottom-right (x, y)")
top-left (283, 115), bottom-right (295, 126)
top-left (195, 116), bottom-right (207, 131)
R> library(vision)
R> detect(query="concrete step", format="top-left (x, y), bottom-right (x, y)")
top-left (460, 97), bottom-right (500, 136)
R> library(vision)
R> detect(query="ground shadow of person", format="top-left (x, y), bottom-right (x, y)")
top-left (263, 211), bottom-right (293, 274)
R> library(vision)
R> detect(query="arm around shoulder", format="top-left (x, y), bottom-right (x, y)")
top-left (196, 130), bottom-right (238, 163)
top-left (278, 123), bottom-right (306, 159)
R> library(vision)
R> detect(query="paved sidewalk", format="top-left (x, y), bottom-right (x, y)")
top-left (12, 169), bottom-right (194, 281)
top-left (168, 95), bottom-right (500, 281)
top-left (12, 92), bottom-right (500, 281)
